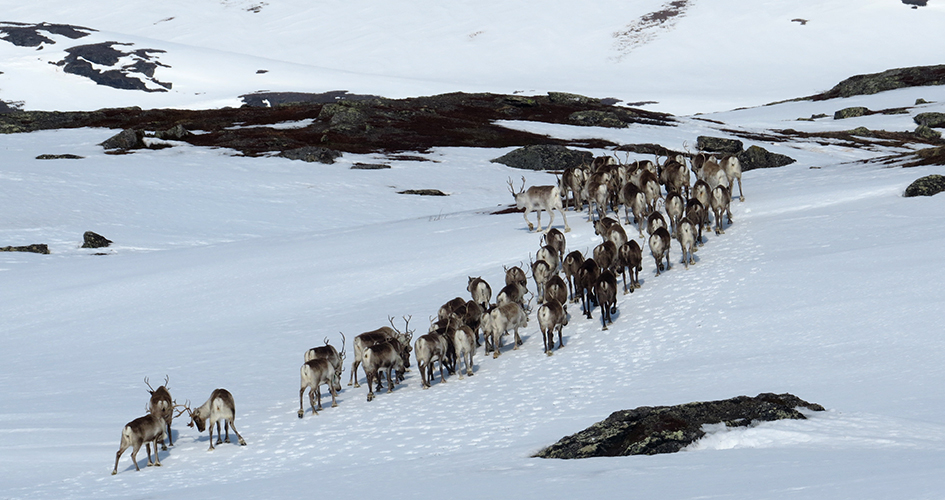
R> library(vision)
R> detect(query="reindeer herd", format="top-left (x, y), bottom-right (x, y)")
top-left (112, 146), bottom-right (744, 475)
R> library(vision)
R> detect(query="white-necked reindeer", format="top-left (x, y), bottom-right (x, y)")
top-left (508, 177), bottom-right (570, 233)
top-left (185, 389), bottom-right (247, 450)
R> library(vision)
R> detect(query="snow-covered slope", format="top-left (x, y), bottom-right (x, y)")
top-left (3, 1), bottom-right (945, 499)
top-left (2, 0), bottom-right (944, 114)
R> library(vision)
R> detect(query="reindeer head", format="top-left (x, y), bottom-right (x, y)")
top-left (507, 176), bottom-right (527, 206)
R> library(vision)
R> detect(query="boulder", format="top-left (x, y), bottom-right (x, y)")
top-left (1, 244), bottom-right (50, 254)
top-left (696, 136), bottom-right (743, 154)
top-left (154, 124), bottom-right (192, 140)
top-left (101, 129), bottom-right (145, 150)
top-left (533, 393), bottom-right (825, 459)
top-left (547, 92), bottom-right (599, 105)
top-left (568, 110), bottom-right (627, 128)
top-left (815, 65), bottom-right (945, 100)
top-left (904, 174), bottom-right (945, 197)
top-left (279, 146), bottom-right (342, 164)
top-left (834, 107), bottom-right (871, 120)
top-left (736, 145), bottom-right (796, 171)
top-left (914, 112), bottom-right (945, 128)
top-left (81, 231), bottom-right (112, 249)
top-left (491, 145), bottom-right (593, 171)
top-left (914, 125), bottom-right (942, 141)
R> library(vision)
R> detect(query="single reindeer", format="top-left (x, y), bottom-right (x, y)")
top-left (304, 332), bottom-right (346, 380)
top-left (595, 270), bottom-right (618, 330)
top-left (145, 376), bottom-right (174, 450)
top-left (112, 412), bottom-right (167, 475)
top-left (186, 389), bottom-right (247, 449)
top-left (508, 176), bottom-right (571, 233)
top-left (537, 298), bottom-right (568, 355)
top-left (649, 226), bottom-right (672, 276)
top-left (467, 276), bottom-right (492, 310)
top-left (299, 359), bottom-right (342, 418)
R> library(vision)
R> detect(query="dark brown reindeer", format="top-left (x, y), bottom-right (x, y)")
top-left (145, 376), bottom-right (174, 450)
top-left (112, 411), bottom-right (167, 475)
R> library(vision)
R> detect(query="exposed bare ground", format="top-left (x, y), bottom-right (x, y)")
top-left (612, 0), bottom-right (691, 61)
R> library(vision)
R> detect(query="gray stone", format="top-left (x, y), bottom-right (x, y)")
top-left (914, 112), bottom-right (945, 128)
top-left (1, 244), bottom-right (50, 254)
top-left (279, 146), bottom-right (342, 164)
top-left (696, 136), bottom-right (743, 154)
top-left (736, 145), bottom-right (796, 171)
top-left (568, 110), bottom-right (626, 128)
top-left (915, 125), bottom-right (942, 140)
top-left (816, 65), bottom-right (945, 100)
top-left (101, 129), bottom-right (145, 150)
top-left (533, 393), bottom-right (825, 459)
top-left (154, 124), bottom-right (192, 140)
top-left (904, 174), bottom-right (945, 197)
top-left (491, 144), bottom-right (593, 171)
top-left (547, 92), bottom-right (599, 105)
top-left (834, 107), bottom-right (871, 120)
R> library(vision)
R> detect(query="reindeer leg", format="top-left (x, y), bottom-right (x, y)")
top-left (131, 444), bottom-right (142, 471)
top-left (229, 419), bottom-right (247, 446)
top-left (224, 421), bottom-right (231, 443)
top-left (113, 444), bottom-right (127, 475)
top-left (145, 442), bottom-right (154, 467)
top-left (298, 387), bottom-right (306, 418)
top-left (523, 209), bottom-right (535, 231)
top-left (152, 438), bottom-right (162, 466)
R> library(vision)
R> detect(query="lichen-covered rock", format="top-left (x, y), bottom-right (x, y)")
top-left (533, 393), bottom-right (825, 459)
top-left (548, 92), bottom-right (599, 105)
top-left (491, 144), bottom-right (593, 171)
top-left (568, 110), bottom-right (627, 128)
top-left (101, 129), bottom-right (146, 150)
top-left (279, 146), bottom-right (342, 164)
top-left (736, 145), bottom-right (795, 171)
top-left (154, 124), bottom-right (192, 140)
top-left (319, 103), bottom-right (370, 132)
top-left (834, 107), bottom-right (871, 120)
top-left (1, 244), bottom-right (50, 254)
top-left (915, 125), bottom-right (942, 140)
top-left (696, 136), bottom-right (743, 154)
top-left (815, 65), bottom-right (945, 100)
top-left (904, 174), bottom-right (945, 197)
top-left (914, 112), bottom-right (945, 128)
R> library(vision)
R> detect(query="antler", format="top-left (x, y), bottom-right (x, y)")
top-left (520, 176), bottom-right (527, 194)
top-left (173, 400), bottom-right (192, 419)
top-left (403, 315), bottom-right (413, 334)
top-left (144, 376), bottom-right (155, 394)
top-left (338, 331), bottom-right (346, 360)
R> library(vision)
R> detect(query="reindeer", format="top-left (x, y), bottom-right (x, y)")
top-left (348, 316), bottom-right (413, 387)
top-left (453, 325), bottom-right (477, 378)
top-left (620, 182), bottom-right (648, 236)
top-left (595, 270), bottom-right (618, 330)
top-left (438, 297), bottom-right (467, 321)
top-left (298, 358), bottom-right (342, 417)
top-left (531, 258), bottom-right (555, 304)
top-left (664, 192), bottom-right (685, 237)
top-left (710, 184), bottom-right (733, 235)
top-left (504, 264), bottom-right (528, 288)
top-left (542, 228), bottom-right (567, 265)
top-left (720, 154), bottom-right (745, 201)
top-left (496, 281), bottom-right (529, 309)
top-left (467, 277), bottom-right (492, 311)
top-left (597, 217), bottom-right (628, 251)
top-left (616, 240), bottom-right (643, 293)
top-left (545, 275), bottom-right (569, 306)
top-left (111, 411), bottom-right (167, 474)
top-left (584, 177), bottom-right (612, 222)
top-left (145, 376), bottom-right (174, 450)
top-left (695, 156), bottom-right (729, 192)
top-left (362, 338), bottom-right (410, 401)
top-left (646, 210), bottom-right (667, 237)
top-left (483, 302), bottom-right (528, 358)
top-left (640, 169), bottom-right (662, 214)
top-left (677, 217), bottom-right (697, 269)
top-left (685, 198), bottom-right (707, 247)
top-left (304, 332), bottom-right (346, 380)
top-left (536, 244), bottom-right (561, 273)
top-left (562, 250), bottom-right (585, 304)
top-left (185, 389), bottom-right (246, 449)
top-left (593, 240), bottom-right (618, 273)
top-left (537, 298), bottom-right (568, 355)
top-left (559, 165), bottom-right (587, 210)
top-left (415, 333), bottom-right (450, 389)
top-left (577, 258), bottom-right (601, 319)
top-left (649, 226), bottom-right (672, 276)
top-left (660, 156), bottom-right (691, 198)
top-left (508, 177), bottom-right (571, 233)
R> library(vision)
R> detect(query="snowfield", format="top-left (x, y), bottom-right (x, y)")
top-left (3, 1), bottom-right (945, 499)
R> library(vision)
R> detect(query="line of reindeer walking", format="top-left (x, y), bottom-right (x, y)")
top-left (113, 145), bottom-right (744, 474)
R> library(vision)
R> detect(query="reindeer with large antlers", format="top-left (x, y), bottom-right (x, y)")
top-left (145, 376), bottom-right (175, 450)
top-left (508, 176), bottom-right (570, 233)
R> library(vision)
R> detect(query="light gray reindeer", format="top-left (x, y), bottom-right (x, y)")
top-left (508, 177), bottom-right (571, 233)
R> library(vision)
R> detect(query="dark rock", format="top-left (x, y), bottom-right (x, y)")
top-left (736, 145), bottom-right (796, 171)
top-left (916, 98), bottom-right (930, 105)
top-left (533, 393), bottom-right (825, 459)
top-left (1, 244), bottom-right (50, 254)
top-left (904, 174), bottom-right (945, 197)
top-left (279, 146), bottom-right (342, 164)
top-left (568, 110), bottom-right (627, 128)
top-left (696, 136), bottom-right (743, 154)
top-left (56, 42), bottom-right (171, 93)
top-left (914, 125), bottom-right (942, 140)
top-left (0, 22), bottom-right (94, 48)
top-left (548, 92), bottom-right (599, 105)
top-left (834, 107), bottom-right (871, 120)
top-left (397, 189), bottom-right (449, 196)
top-left (240, 90), bottom-right (382, 107)
top-left (101, 129), bottom-right (145, 150)
top-left (491, 145), bottom-right (593, 171)
top-left (319, 102), bottom-right (370, 133)
top-left (36, 153), bottom-right (84, 160)
top-left (902, 0), bottom-right (927, 6)
top-left (814, 65), bottom-right (945, 100)
top-left (154, 124), bottom-right (192, 140)
top-left (81, 231), bottom-right (112, 249)
top-left (351, 163), bottom-right (391, 170)
top-left (914, 112), bottom-right (945, 128)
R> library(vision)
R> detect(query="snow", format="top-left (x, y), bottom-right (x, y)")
top-left (3, 1), bottom-right (945, 499)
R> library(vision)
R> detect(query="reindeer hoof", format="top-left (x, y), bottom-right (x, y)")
top-left (239, 439), bottom-right (247, 446)
top-left (298, 410), bottom-right (304, 418)
top-left (161, 445), bottom-right (167, 451)
top-left (154, 462), bottom-right (162, 467)
top-left (564, 227), bottom-right (571, 233)
top-left (331, 402), bottom-right (338, 408)
top-left (111, 471), bottom-right (117, 476)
